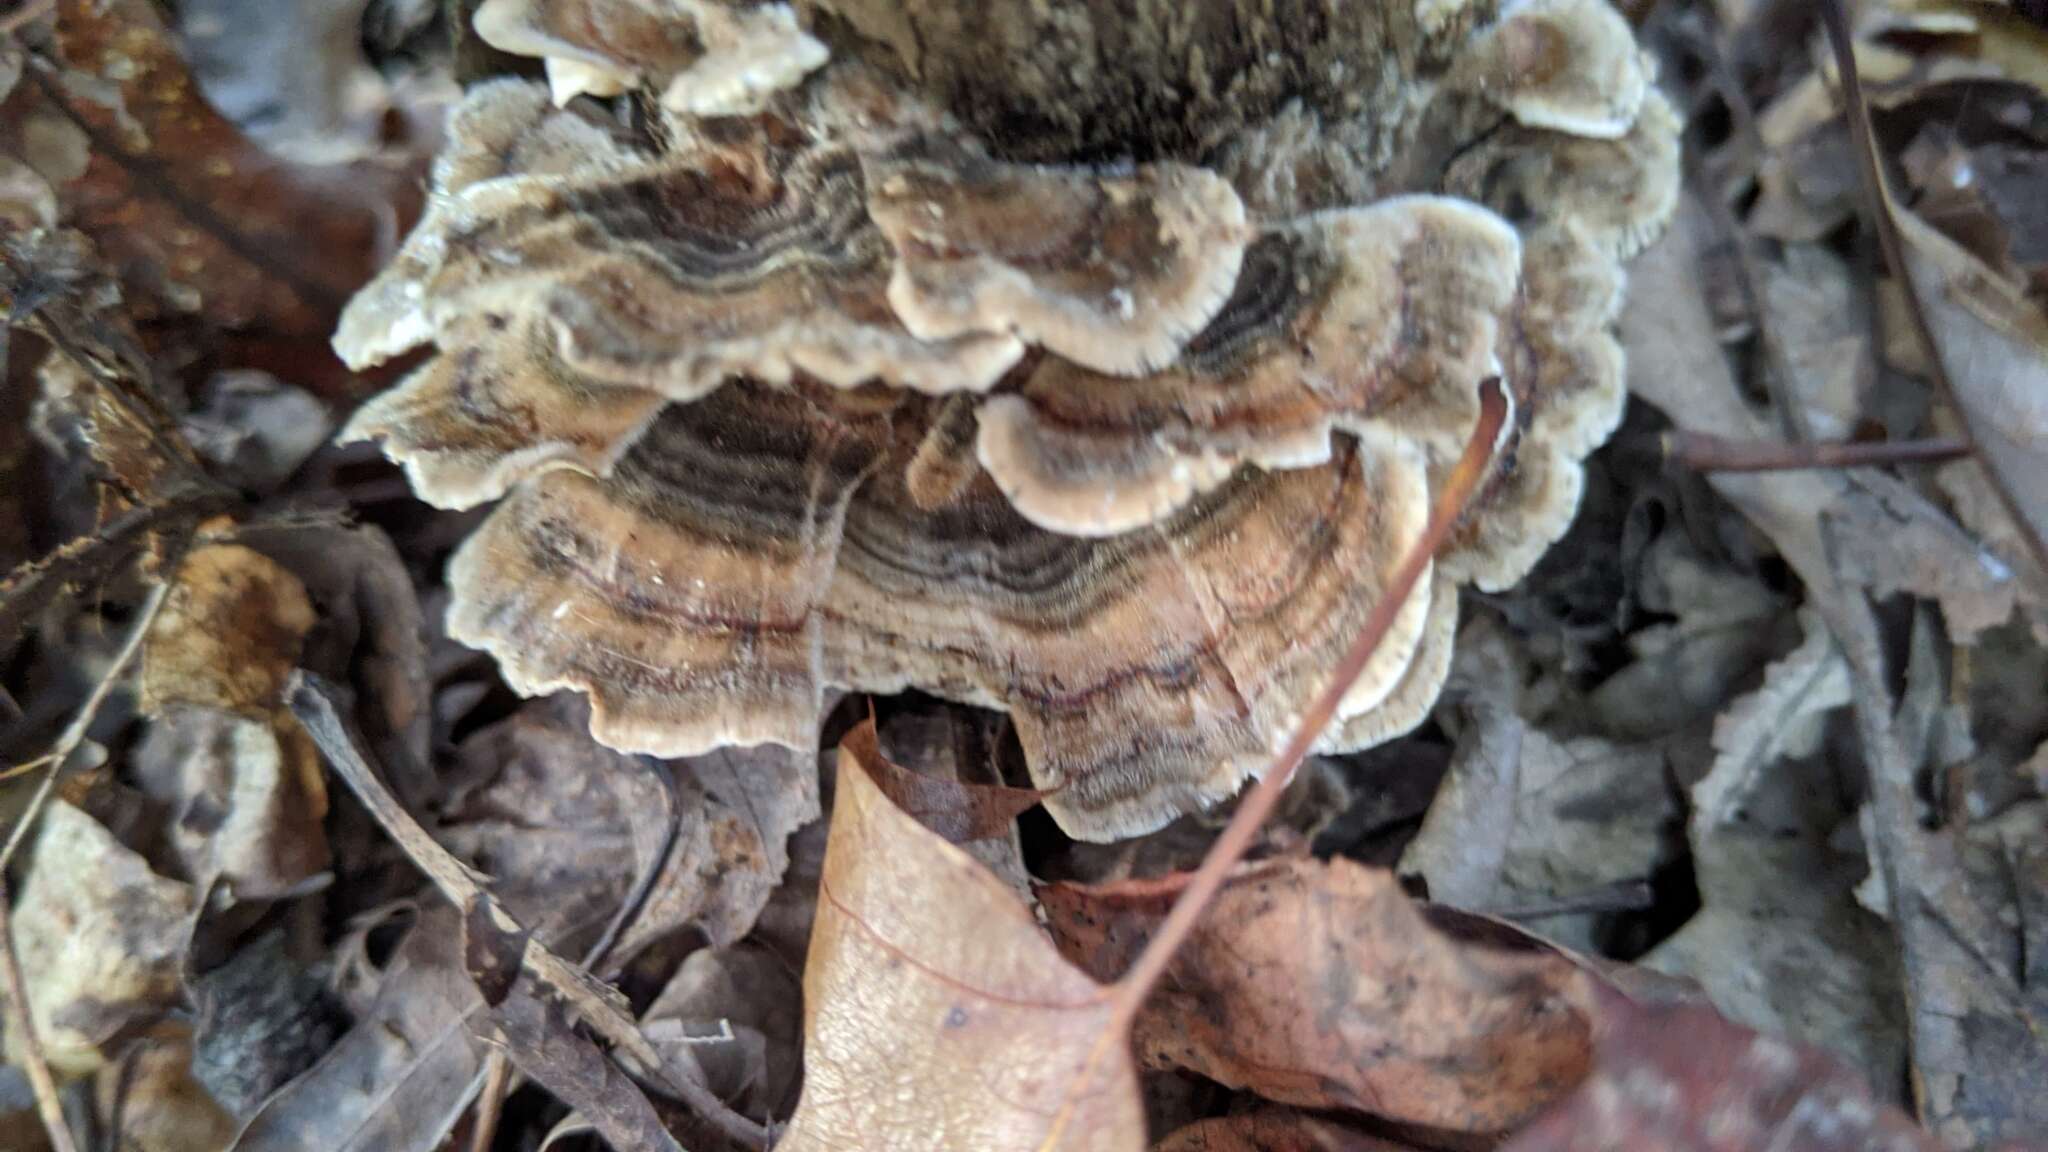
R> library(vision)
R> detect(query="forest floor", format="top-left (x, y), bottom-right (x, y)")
top-left (2, 0), bottom-right (2046, 1150)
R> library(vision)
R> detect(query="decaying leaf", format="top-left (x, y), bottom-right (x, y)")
top-left (135, 543), bottom-right (329, 901)
top-left (641, 941), bottom-right (804, 1122)
top-left (1646, 610), bottom-right (1906, 1091)
top-left (1500, 992), bottom-right (1949, 1152)
top-left (130, 705), bottom-right (330, 902)
top-left (776, 730), bottom-right (1144, 1152)
top-left (1892, 201), bottom-right (2048, 575)
top-left (439, 693), bottom-right (819, 961)
top-left (142, 543), bottom-right (313, 716)
top-left (29, 0), bottom-right (406, 349)
top-left (230, 908), bottom-right (487, 1152)
top-left (1403, 617), bottom-right (1679, 943)
top-left (6, 800), bottom-right (194, 1076)
top-left (95, 1026), bottom-right (237, 1152)
top-left (1153, 1113), bottom-right (1423, 1152)
top-left (1041, 860), bottom-right (1596, 1135)
top-left (853, 713), bottom-right (1043, 845)
top-left (1622, 197), bottom-right (2020, 636)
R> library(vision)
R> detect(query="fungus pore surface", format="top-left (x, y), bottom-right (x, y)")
top-left (338, 0), bottom-right (1680, 840)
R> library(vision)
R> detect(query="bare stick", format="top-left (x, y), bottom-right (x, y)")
top-left (0, 878), bottom-right (80, 1152)
top-left (292, 673), bottom-right (772, 1149)
top-left (0, 0), bottom-right (55, 34)
top-left (467, 1051), bottom-right (514, 1152)
top-left (288, 673), bottom-right (661, 1070)
top-left (1666, 431), bottom-right (1971, 473)
top-left (0, 557), bottom-right (175, 1152)
top-left (463, 758), bottom-right (694, 1152)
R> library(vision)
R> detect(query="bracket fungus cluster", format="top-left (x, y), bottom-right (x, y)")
top-left (336, 0), bottom-right (1679, 839)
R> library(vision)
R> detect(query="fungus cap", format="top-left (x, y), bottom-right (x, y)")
top-left (338, 0), bottom-right (1681, 839)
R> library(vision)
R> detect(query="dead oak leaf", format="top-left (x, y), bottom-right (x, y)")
top-left (1040, 859), bottom-right (1596, 1135)
top-left (776, 729), bottom-right (1144, 1152)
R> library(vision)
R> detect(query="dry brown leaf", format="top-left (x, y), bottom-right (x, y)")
top-left (1500, 992), bottom-right (1950, 1152)
top-left (142, 543), bottom-right (313, 717)
top-left (1041, 860), bottom-right (1596, 1135)
top-left (5, 800), bottom-right (194, 1076)
top-left (134, 543), bottom-right (328, 900)
top-left (776, 729), bottom-right (1144, 1152)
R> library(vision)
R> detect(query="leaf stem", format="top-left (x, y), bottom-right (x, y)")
top-left (1104, 375), bottom-right (1510, 1031)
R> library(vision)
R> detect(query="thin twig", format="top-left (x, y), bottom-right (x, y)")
top-left (467, 1050), bottom-right (515, 1152)
top-left (1036, 377), bottom-right (1510, 1149)
top-left (582, 758), bottom-right (681, 972)
top-left (1109, 375), bottom-right (1509, 1027)
top-left (0, 877), bottom-right (80, 1152)
top-left (467, 759), bottom-right (685, 1152)
top-left (0, 578), bottom-right (172, 870)
top-left (0, 576), bottom-right (172, 1152)
top-left (288, 673), bottom-right (660, 1069)
top-left (0, 499), bottom-right (224, 662)
top-left (1666, 430), bottom-right (1971, 473)
top-left (291, 674), bottom-right (773, 1150)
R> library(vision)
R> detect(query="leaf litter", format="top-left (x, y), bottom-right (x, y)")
top-left (2, 0), bottom-right (2048, 1150)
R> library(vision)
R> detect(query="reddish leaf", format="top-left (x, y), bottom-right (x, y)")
top-left (1041, 859), bottom-right (1596, 1135)
top-left (1153, 1113), bottom-right (1425, 1152)
top-left (1501, 992), bottom-right (1957, 1152)
top-left (33, 0), bottom-right (411, 371)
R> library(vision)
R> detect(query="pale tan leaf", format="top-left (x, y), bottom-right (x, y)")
top-left (775, 729), bottom-right (1143, 1152)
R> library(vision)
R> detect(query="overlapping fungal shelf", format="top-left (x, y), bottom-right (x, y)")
top-left (336, 0), bottom-right (1679, 839)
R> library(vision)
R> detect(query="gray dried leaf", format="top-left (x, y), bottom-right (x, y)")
top-left (1404, 619), bottom-right (1678, 950)
top-left (7, 800), bottom-right (194, 1076)
top-left (1647, 609), bottom-right (1903, 1090)
top-left (1623, 198), bottom-right (2019, 638)
top-left (231, 908), bottom-right (485, 1152)
top-left (439, 694), bottom-right (820, 961)
top-left (641, 942), bottom-right (803, 1120)
top-left (1693, 608), bottom-right (1852, 830)
top-left (1894, 198), bottom-right (2048, 575)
